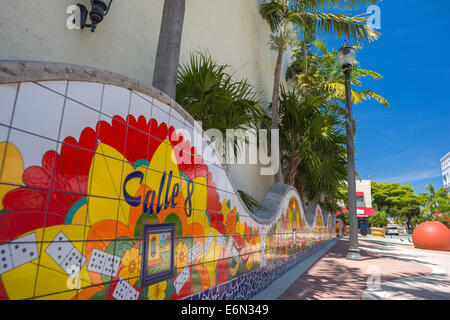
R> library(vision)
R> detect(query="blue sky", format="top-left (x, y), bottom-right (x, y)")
top-left (321, 0), bottom-right (450, 194)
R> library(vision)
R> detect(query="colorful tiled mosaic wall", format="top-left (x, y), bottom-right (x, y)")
top-left (0, 79), bottom-right (336, 300)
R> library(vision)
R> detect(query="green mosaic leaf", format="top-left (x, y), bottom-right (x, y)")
top-left (163, 212), bottom-right (183, 237)
top-left (165, 278), bottom-right (175, 299)
top-left (134, 213), bottom-right (161, 238)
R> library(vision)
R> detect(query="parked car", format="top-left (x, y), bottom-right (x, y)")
top-left (386, 225), bottom-right (399, 235)
top-left (399, 227), bottom-right (407, 234)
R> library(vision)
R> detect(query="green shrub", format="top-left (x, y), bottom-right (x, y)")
top-left (369, 211), bottom-right (390, 228)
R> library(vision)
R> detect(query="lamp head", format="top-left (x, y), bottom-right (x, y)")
top-left (337, 41), bottom-right (356, 69)
top-left (89, 0), bottom-right (113, 32)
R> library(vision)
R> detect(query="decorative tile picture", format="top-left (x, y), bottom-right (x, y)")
top-left (0, 80), bottom-right (336, 300)
top-left (141, 224), bottom-right (175, 287)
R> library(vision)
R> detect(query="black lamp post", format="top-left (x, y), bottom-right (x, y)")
top-left (337, 41), bottom-right (362, 261)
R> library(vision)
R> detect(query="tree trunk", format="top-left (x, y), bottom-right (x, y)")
top-left (287, 155), bottom-right (298, 186)
top-left (344, 67), bottom-right (361, 260)
top-left (272, 44), bottom-right (284, 183)
top-left (152, 0), bottom-right (186, 99)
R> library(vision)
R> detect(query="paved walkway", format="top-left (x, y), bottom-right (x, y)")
top-left (361, 238), bottom-right (450, 300)
top-left (273, 236), bottom-right (450, 300)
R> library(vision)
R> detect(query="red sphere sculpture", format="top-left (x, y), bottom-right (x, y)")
top-left (412, 221), bottom-right (450, 251)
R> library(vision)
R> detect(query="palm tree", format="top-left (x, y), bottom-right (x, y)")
top-left (176, 51), bottom-right (268, 157)
top-left (153, 0), bottom-right (186, 99)
top-left (277, 85), bottom-right (347, 205)
top-left (260, 0), bottom-right (380, 183)
top-left (287, 38), bottom-right (389, 107)
top-left (281, 38), bottom-right (387, 209)
top-left (421, 183), bottom-right (449, 215)
top-left (176, 52), bottom-right (268, 212)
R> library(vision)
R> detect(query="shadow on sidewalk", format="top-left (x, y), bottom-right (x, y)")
top-left (277, 238), bottom-right (443, 300)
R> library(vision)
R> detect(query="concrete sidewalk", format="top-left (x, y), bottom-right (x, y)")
top-left (361, 237), bottom-right (450, 300)
top-left (273, 236), bottom-right (450, 300)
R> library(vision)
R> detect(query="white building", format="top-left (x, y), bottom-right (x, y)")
top-left (336, 179), bottom-right (375, 228)
top-left (441, 152), bottom-right (450, 191)
top-left (355, 179), bottom-right (373, 209)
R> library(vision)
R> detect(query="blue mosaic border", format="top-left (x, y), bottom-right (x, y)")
top-left (183, 239), bottom-right (334, 300)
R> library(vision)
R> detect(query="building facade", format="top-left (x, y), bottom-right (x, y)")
top-left (441, 152), bottom-right (450, 191)
top-left (337, 179), bottom-right (375, 234)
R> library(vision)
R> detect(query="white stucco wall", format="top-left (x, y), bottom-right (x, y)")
top-left (0, 0), bottom-right (289, 202)
top-left (355, 179), bottom-right (372, 208)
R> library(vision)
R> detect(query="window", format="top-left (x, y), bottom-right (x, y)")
top-left (141, 223), bottom-right (175, 287)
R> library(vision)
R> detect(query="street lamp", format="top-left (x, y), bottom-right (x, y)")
top-left (72, 0), bottom-right (113, 32)
top-left (338, 41), bottom-right (362, 261)
top-left (89, 0), bottom-right (113, 32)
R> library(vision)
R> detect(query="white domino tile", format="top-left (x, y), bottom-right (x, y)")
top-left (45, 232), bottom-right (74, 267)
top-left (8, 233), bottom-right (39, 269)
top-left (87, 248), bottom-right (120, 277)
top-left (203, 232), bottom-right (214, 256)
top-left (216, 233), bottom-right (226, 248)
top-left (0, 243), bottom-right (14, 275)
top-left (102, 254), bottom-right (120, 278)
top-left (61, 246), bottom-right (86, 279)
top-left (112, 277), bottom-right (139, 300)
top-left (112, 278), bottom-right (129, 300)
top-left (190, 241), bottom-right (202, 264)
top-left (87, 248), bottom-right (106, 274)
top-left (174, 265), bottom-right (190, 294)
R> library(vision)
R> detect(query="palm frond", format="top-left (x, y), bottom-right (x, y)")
top-left (260, 0), bottom-right (285, 32)
top-left (238, 189), bottom-right (266, 212)
top-left (293, 0), bottom-right (379, 11)
top-left (289, 11), bottom-right (379, 43)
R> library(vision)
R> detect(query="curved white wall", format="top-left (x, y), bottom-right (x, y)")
top-left (0, 0), bottom-right (289, 201)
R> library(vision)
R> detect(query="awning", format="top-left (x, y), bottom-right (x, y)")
top-left (356, 192), bottom-right (364, 197)
top-left (357, 207), bottom-right (375, 217)
top-left (336, 207), bottom-right (375, 218)
top-left (336, 208), bottom-right (348, 216)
